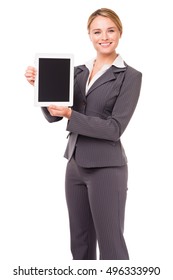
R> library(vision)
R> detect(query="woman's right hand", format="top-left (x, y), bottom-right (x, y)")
top-left (25, 66), bottom-right (36, 86)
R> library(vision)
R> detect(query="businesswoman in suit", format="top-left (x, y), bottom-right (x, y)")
top-left (25, 8), bottom-right (142, 260)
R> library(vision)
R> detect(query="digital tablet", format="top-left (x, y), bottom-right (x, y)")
top-left (34, 53), bottom-right (74, 106)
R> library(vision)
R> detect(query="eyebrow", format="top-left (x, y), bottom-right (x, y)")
top-left (92, 27), bottom-right (116, 31)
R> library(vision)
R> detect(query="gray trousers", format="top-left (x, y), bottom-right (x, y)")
top-left (65, 156), bottom-right (129, 260)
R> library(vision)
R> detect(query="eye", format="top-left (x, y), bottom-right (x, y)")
top-left (94, 31), bottom-right (101, 35)
top-left (108, 29), bottom-right (115, 33)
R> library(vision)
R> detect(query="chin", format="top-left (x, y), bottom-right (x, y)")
top-left (100, 50), bottom-right (115, 55)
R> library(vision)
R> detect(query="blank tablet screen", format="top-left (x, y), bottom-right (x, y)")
top-left (34, 53), bottom-right (74, 106)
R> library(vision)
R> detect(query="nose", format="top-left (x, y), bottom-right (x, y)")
top-left (101, 31), bottom-right (108, 41)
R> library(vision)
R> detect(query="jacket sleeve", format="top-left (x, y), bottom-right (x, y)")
top-left (66, 67), bottom-right (142, 142)
top-left (41, 107), bottom-right (63, 123)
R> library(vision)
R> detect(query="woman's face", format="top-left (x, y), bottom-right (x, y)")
top-left (89, 15), bottom-right (121, 56)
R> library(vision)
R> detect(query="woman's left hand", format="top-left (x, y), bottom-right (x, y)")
top-left (48, 105), bottom-right (72, 119)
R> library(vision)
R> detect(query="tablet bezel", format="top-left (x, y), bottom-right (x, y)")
top-left (34, 53), bottom-right (74, 107)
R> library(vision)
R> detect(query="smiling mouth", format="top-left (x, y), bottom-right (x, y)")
top-left (99, 42), bottom-right (112, 47)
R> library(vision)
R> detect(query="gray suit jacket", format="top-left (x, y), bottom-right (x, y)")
top-left (42, 62), bottom-right (142, 168)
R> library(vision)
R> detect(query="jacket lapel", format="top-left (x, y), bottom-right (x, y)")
top-left (86, 66), bottom-right (126, 96)
top-left (75, 65), bottom-right (89, 97)
top-left (75, 64), bottom-right (126, 97)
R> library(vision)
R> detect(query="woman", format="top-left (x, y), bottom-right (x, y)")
top-left (25, 8), bottom-right (142, 260)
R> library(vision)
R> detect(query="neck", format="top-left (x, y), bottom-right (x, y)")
top-left (95, 52), bottom-right (118, 66)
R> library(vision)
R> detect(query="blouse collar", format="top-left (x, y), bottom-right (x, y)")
top-left (85, 54), bottom-right (126, 71)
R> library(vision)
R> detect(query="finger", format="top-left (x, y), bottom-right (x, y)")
top-left (27, 66), bottom-right (36, 71)
top-left (48, 105), bottom-right (59, 110)
top-left (48, 109), bottom-right (56, 116)
top-left (25, 66), bottom-right (36, 76)
top-left (25, 69), bottom-right (36, 75)
top-left (25, 74), bottom-right (35, 79)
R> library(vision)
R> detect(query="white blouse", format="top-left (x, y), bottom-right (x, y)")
top-left (85, 54), bottom-right (125, 94)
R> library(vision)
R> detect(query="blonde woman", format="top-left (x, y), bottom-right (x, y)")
top-left (25, 8), bottom-right (142, 260)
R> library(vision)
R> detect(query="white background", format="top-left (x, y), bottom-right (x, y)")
top-left (0, 0), bottom-right (173, 279)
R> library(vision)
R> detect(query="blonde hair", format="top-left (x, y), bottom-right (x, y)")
top-left (87, 8), bottom-right (123, 35)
